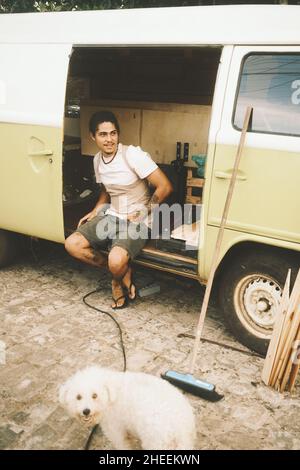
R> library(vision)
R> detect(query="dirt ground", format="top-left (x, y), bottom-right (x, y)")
top-left (0, 240), bottom-right (299, 450)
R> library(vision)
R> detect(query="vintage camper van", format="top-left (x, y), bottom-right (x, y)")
top-left (0, 4), bottom-right (299, 354)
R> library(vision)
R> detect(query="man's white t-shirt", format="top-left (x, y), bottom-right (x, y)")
top-left (94, 143), bottom-right (158, 221)
top-left (96, 143), bottom-right (158, 186)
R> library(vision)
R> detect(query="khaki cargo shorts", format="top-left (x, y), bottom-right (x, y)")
top-left (76, 212), bottom-right (150, 260)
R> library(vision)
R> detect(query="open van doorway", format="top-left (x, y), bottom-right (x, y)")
top-left (62, 46), bottom-right (222, 279)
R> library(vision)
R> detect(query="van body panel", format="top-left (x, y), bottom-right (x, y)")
top-left (0, 123), bottom-right (65, 242)
top-left (0, 44), bottom-right (71, 127)
top-left (0, 6), bottom-right (300, 46)
top-left (203, 225), bottom-right (300, 281)
top-left (0, 43), bottom-right (71, 241)
top-left (208, 143), bottom-right (300, 244)
top-left (198, 46), bottom-right (233, 279)
top-left (208, 46), bottom-right (233, 143)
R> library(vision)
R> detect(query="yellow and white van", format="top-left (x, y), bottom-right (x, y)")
top-left (0, 4), bottom-right (299, 354)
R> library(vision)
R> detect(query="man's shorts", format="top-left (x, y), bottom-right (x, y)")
top-left (76, 212), bottom-right (150, 260)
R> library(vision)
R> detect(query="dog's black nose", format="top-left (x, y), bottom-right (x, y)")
top-left (83, 408), bottom-right (90, 416)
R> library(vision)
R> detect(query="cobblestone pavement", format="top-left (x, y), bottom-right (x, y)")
top-left (0, 240), bottom-right (299, 450)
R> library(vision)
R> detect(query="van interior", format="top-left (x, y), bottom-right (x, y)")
top-left (63, 47), bottom-right (222, 278)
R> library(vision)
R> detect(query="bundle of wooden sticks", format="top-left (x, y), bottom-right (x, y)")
top-left (262, 268), bottom-right (300, 392)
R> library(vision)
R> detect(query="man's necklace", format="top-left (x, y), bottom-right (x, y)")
top-left (101, 145), bottom-right (118, 165)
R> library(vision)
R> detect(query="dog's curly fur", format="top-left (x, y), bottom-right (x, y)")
top-left (59, 366), bottom-right (196, 450)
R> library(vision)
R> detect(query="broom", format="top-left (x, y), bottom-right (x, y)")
top-left (162, 107), bottom-right (253, 401)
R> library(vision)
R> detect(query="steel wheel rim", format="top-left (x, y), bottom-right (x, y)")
top-left (233, 273), bottom-right (282, 339)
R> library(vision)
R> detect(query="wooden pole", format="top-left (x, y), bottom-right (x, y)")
top-left (287, 323), bottom-right (300, 393)
top-left (278, 302), bottom-right (300, 391)
top-left (262, 269), bottom-right (290, 385)
top-left (270, 269), bottom-right (300, 387)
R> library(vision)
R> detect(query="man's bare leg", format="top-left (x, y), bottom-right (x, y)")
top-left (65, 232), bottom-right (108, 268)
top-left (108, 247), bottom-right (136, 300)
top-left (65, 234), bottom-right (134, 307)
top-left (122, 266), bottom-right (136, 300)
top-left (108, 246), bottom-right (131, 308)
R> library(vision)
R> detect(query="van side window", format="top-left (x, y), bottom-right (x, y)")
top-left (233, 53), bottom-right (300, 137)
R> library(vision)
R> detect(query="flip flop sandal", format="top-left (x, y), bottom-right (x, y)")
top-left (112, 294), bottom-right (128, 310)
top-left (124, 282), bottom-right (136, 302)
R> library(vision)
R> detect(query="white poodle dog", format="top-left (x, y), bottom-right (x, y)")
top-left (59, 366), bottom-right (196, 450)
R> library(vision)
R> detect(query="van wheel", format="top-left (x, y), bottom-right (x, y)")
top-left (218, 250), bottom-right (299, 356)
top-left (0, 229), bottom-right (19, 267)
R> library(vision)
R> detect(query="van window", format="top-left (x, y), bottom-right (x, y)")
top-left (233, 53), bottom-right (300, 137)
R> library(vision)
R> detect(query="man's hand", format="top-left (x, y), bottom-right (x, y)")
top-left (77, 187), bottom-right (110, 228)
top-left (77, 209), bottom-right (98, 228)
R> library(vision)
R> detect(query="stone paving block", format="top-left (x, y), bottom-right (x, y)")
top-left (55, 420), bottom-right (94, 450)
top-left (24, 423), bottom-right (60, 450)
top-left (10, 411), bottom-right (30, 425)
top-left (9, 380), bottom-right (46, 403)
top-left (25, 350), bottom-right (60, 368)
top-left (214, 428), bottom-right (264, 450)
top-left (126, 350), bottom-right (155, 371)
top-left (0, 425), bottom-right (21, 449)
top-left (7, 344), bottom-right (37, 365)
top-left (0, 363), bottom-right (34, 386)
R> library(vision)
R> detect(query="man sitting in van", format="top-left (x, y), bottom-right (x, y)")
top-left (65, 111), bottom-right (173, 309)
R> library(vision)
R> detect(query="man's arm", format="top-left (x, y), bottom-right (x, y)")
top-left (77, 185), bottom-right (110, 228)
top-left (146, 168), bottom-right (173, 209)
top-left (127, 168), bottom-right (173, 223)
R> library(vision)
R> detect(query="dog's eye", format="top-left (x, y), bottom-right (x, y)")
top-left (92, 393), bottom-right (98, 399)
top-left (76, 394), bottom-right (82, 400)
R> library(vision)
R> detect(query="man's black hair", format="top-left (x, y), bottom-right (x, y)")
top-left (89, 111), bottom-right (120, 136)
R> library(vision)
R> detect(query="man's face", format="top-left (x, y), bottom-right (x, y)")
top-left (91, 121), bottom-right (119, 156)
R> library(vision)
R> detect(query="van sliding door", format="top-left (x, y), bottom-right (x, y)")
top-left (0, 44), bottom-right (72, 242)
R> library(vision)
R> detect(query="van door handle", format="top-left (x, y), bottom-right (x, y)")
top-left (215, 170), bottom-right (247, 181)
top-left (28, 149), bottom-right (53, 157)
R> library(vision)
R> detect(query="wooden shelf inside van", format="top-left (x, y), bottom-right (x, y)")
top-left (186, 168), bottom-right (204, 205)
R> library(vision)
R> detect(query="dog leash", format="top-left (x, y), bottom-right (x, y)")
top-left (83, 287), bottom-right (127, 372)
top-left (84, 424), bottom-right (100, 451)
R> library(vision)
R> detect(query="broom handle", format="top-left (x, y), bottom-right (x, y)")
top-left (189, 106), bottom-right (253, 374)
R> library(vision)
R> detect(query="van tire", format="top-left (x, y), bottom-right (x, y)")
top-left (218, 250), bottom-right (299, 356)
top-left (0, 229), bottom-right (19, 267)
